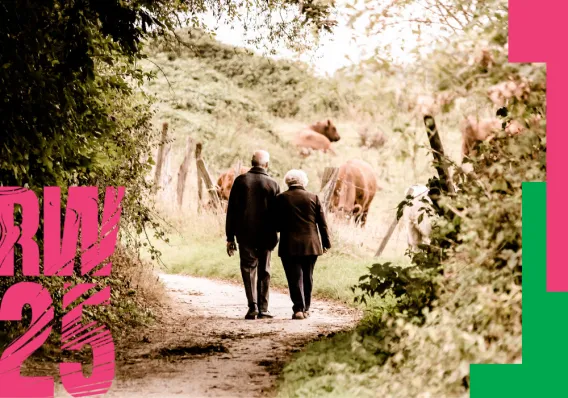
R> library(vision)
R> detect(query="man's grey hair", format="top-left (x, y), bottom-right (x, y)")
top-left (252, 150), bottom-right (270, 167)
top-left (284, 169), bottom-right (309, 188)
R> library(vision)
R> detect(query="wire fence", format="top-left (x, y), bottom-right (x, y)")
top-left (147, 126), bottom-right (418, 260)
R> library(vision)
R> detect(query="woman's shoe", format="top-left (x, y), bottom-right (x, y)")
top-left (258, 311), bottom-right (274, 319)
top-left (245, 309), bottom-right (258, 320)
top-left (292, 312), bottom-right (305, 320)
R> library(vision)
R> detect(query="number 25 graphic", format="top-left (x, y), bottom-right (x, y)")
top-left (0, 282), bottom-right (115, 397)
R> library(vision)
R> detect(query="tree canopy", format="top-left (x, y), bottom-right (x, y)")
top-left (0, 0), bottom-right (334, 188)
top-left (0, 0), bottom-right (336, 349)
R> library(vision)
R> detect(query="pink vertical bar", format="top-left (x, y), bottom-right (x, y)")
top-left (509, 0), bottom-right (566, 291)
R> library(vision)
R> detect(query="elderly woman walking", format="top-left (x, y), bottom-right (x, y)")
top-left (273, 169), bottom-right (331, 320)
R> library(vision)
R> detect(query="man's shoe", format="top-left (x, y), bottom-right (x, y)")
top-left (292, 312), bottom-right (305, 320)
top-left (245, 309), bottom-right (258, 320)
top-left (303, 311), bottom-right (310, 318)
top-left (258, 311), bottom-right (274, 319)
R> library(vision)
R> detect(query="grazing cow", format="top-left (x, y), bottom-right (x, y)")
top-left (216, 166), bottom-right (250, 202)
top-left (309, 119), bottom-right (341, 142)
top-left (460, 116), bottom-right (524, 158)
top-left (293, 120), bottom-right (340, 156)
top-left (293, 130), bottom-right (336, 157)
top-left (330, 159), bottom-right (378, 227)
top-left (403, 184), bottom-right (433, 252)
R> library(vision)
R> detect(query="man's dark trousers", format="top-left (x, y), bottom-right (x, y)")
top-left (239, 245), bottom-right (271, 312)
top-left (281, 255), bottom-right (317, 313)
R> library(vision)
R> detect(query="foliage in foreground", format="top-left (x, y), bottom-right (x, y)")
top-left (0, 0), bottom-right (333, 350)
top-left (277, 1), bottom-right (545, 395)
top-left (0, 0), bottom-right (167, 349)
top-left (278, 119), bottom-right (543, 397)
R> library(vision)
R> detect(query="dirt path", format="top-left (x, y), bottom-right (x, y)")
top-left (70, 273), bottom-right (360, 397)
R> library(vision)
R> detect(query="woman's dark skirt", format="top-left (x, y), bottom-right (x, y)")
top-left (281, 255), bottom-right (318, 313)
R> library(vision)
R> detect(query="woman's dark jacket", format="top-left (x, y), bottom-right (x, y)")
top-left (272, 185), bottom-right (331, 257)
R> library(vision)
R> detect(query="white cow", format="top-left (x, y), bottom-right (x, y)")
top-left (403, 184), bottom-right (434, 252)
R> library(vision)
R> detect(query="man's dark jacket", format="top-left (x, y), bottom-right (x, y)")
top-left (226, 166), bottom-right (281, 250)
top-left (273, 186), bottom-right (331, 258)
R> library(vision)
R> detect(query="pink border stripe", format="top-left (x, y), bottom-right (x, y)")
top-left (509, 0), bottom-right (567, 291)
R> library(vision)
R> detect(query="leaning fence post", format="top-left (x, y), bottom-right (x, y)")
top-left (320, 167), bottom-right (335, 190)
top-left (195, 143), bottom-right (204, 210)
top-left (161, 144), bottom-right (172, 189)
top-left (374, 217), bottom-right (400, 258)
top-left (153, 122), bottom-right (169, 190)
top-left (375, 114), bottom-right (455, 259)
top-left (196, 158), bottom-right (221, 210)
top-left (374, 185), bottom-right (422, 258)
top-left (319, 167), bottom-right (339, 212)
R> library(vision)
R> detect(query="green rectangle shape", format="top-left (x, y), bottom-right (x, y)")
top-left (470, 182), bottom-right (554, 397)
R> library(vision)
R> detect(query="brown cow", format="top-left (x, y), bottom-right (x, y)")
top-left (330, 159), bottom-right (378, 227)
top-left (293, 120), bottom-right (340, 157)
top-left (216, 166), bottom-right (250, 202)
top-left (460, 116), bottom-right (525, 157)
top-left (293, 130), bottom-right (337, 157)
top-left (309, 119), bottom-right (341, 142)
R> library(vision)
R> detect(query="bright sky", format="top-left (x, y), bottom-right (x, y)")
top-left (199, 2), bottom-right (442, 77)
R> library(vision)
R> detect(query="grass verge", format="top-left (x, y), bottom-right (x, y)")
top-left (147, 215), bottom-right (409, 305)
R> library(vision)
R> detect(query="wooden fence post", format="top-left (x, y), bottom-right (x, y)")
top-left (196, 158), bottom-right (221, 210)
top-left (319, 167), bottom-right (339, 212)
top-left (374, 217), bottom-right (400, 257)
top-left (154, 122), bottom-right (169, 189)
top-left (375, 185), bottom-right (423, 258)
top-left (177, 136), bottom-right (194, 209)
top-left (375, 116), bottom-right (455, 258)
top-left (320, 167), bottom-right (335, 191)
top-left (423, 115), bottom-right (455, 195)
top-left (195, 143), bottom-right (203, 210)
top-left (161, 143), bottom-right (172, 190)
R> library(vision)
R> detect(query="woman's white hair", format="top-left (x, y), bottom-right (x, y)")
top-left (284, 169), bottom-right (309, 188)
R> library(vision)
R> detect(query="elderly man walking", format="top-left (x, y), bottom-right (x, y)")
top-left (225, 150), bottom-right (281, 319)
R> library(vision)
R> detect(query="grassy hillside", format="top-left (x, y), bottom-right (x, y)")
top-left (139, 30), bottom-right (468, 275)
